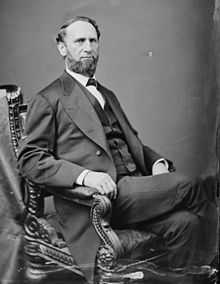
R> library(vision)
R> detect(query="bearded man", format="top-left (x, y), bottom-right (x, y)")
top-left (18, 16), bottom-right (218, 283)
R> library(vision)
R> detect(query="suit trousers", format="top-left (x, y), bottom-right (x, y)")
top-left (111, 172), bottom-right (218, 267)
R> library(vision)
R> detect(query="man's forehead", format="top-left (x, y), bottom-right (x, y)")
top-left (66, 20), bottom-right (98, 37)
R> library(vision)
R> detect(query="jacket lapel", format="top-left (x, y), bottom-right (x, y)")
top-left (59, 72), bottom-right (111, 156)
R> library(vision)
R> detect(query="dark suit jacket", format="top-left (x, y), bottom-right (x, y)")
top-left (18, 71), bottom-right (170, 282)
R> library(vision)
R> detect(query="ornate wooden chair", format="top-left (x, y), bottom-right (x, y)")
top-left (2, 84), bottom-right (218, 284)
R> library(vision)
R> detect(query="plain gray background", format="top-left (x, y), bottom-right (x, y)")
top-left (0, 0), bottom-right (217, 177)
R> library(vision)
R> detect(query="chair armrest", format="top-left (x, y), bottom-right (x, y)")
top-left (59, 186), bottom-right (99, 200)
top-left (47, 186), bottom-right (100, 207)
top-left (25, 179), bottom-right (124, 266)
top-left (50, 185), bottom-right (124, 257)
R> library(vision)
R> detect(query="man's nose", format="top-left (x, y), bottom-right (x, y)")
top-left (83, 40), bottom-right (92, 51)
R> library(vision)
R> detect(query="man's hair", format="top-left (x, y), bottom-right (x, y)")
top-left (56, 16), bottom-right (101, 43)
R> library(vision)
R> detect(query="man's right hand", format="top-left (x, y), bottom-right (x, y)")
top-left (83, 171), bottom-right (117, 200)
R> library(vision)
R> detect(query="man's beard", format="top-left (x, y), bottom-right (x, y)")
top-left (66, 55), bottom-right (99, 77)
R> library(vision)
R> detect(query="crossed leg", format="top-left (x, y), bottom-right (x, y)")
top-left (111, 172), bottom-right (218, 267)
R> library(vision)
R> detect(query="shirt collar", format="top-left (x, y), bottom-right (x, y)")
top-left (66, 68), bottom-right (96, 87)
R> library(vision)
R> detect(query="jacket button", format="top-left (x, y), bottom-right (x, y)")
top-left (96, 150), bottom-right (102, 156)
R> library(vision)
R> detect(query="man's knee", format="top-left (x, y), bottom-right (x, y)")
top-left (172, 211), bottom-right (200, 231)
top-left (170, 172), bottom-right (191, 187)
top-left (164, 211), bottom-right (200, 243)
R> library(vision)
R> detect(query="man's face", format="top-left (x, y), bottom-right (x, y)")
top-left (58, 21), bottom-right (99, 77)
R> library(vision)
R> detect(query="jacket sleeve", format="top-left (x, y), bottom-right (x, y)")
top-left (17, 93), bottom-right (85, 188)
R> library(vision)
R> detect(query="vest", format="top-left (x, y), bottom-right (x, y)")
top-left (85, 89), bottom-right (142, 181)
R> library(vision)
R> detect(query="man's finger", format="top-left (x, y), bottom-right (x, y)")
top-left (103, 181), bottom-right (114, 197)
top-left (97, 185), bottom-right (106, 195)
top-left (113, 186), bottom-right (117, 199)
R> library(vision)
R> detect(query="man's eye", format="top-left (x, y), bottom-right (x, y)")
top-left (75, 39), bottom-right (85, 44)
top-left (90, 38), bottom-right (97, 43)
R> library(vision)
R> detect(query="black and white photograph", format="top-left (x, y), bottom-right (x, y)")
top-left (0, 1), bottom-right (219, 283)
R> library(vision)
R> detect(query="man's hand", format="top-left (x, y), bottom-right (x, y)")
top-left (83, 171), bottom-right (117, 199)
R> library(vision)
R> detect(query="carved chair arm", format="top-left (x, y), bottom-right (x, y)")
top-left (47, 185), bottom-right (124, 257)
top-left (25, 180), bottom-right (124, 260)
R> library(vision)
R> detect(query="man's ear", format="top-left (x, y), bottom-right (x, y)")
top-left (57, 42), bottom-right (67, 57)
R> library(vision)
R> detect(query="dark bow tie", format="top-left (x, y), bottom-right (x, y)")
top-left (86, 78), bottom-right (97, 88)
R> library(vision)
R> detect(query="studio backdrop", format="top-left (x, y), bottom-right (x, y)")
top-left (0, 0), bottom-right (218, 283)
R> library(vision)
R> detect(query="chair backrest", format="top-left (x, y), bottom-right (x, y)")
top-left (0, 85), bottom-right (45, 217)
top-left (0, 85), bottom-right (27, 284)
top-left (1, 85), bottom-right (27, 158)
top-left (2, 85), bottom-right (57, 218)
top-left (0, 85), bottom-right (26, 219)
